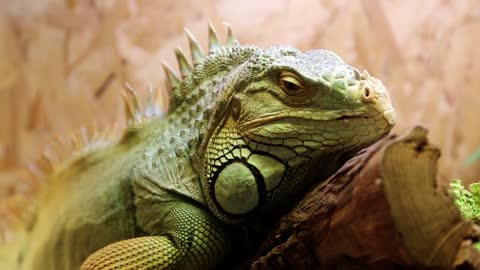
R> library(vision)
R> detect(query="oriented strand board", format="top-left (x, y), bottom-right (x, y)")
top-left (0, 0), bottom-right (479, 191)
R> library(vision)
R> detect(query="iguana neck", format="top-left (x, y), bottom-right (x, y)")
top-left (130, 46), bottom-right (260, 203)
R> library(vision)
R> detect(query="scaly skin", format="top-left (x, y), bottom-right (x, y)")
top-left (12, 24), bottom-right (395, 270)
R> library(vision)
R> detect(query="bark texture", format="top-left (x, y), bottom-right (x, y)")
top-left (249, 127), bottom-right (480, 270)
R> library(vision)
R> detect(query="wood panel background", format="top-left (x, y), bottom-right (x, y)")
top-left (0, 0), bottom-right (479, 196)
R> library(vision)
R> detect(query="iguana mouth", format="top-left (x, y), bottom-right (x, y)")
top-left (335, 108), bottom-right (396, 125)
top-left (239, 112), bottom-right (376, 131)
top-left (239, 115), bottom-right (289, 130)
top-left (335, 115), bottom-right (361, 120)
top-left (240, 107), bottom-right (396, 132)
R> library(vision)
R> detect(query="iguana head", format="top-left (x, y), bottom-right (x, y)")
top-left (198, 45), bottom-right (395, 224)
top-left (162, 24), bottom-right (395, 224)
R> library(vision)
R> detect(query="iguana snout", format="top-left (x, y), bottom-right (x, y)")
top-left (358, 72), bottom-right (396, 126)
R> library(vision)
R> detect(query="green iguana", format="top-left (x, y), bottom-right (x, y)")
top-left (1, 23), bottom-right (396, 270)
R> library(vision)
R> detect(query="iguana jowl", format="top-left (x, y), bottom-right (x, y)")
top-left (7, 23), bottom-right (396, 269)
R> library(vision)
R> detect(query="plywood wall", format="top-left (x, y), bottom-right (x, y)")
top-left (0, 0), bottom-right (479, 194)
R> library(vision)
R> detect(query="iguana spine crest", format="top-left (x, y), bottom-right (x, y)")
top-left (0, 22), bottom-right (239, 244)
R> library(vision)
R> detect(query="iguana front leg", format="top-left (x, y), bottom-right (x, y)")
top-left (80, 201), bottom-right (230, 270)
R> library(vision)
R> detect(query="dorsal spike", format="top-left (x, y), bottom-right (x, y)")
top-left (145, 83), bottom-right (154, 117)
top-left (174, 47), bottom-right (191, 78)
top-left (162, 61), bottom-right (180, 90)
top-left (69, 130), bottom-right (80, 149)
top-left (122, 90), bottom-right (135, 125)
top-left (41, 149), bottom-right (55, 172)
top-left (156, 84), bottom-right (170, 113)
top-left (145, 83), bottom-right (162, 117)
top-left (93, 127), bottom-right (101, 140)
top-left (208, 21), bottom-right (221, 53)
top-left (79, 126), bottom-right (89, 146)
top-left (224, 23), bottom-right (234, 46)
top-left (124, 83), bottom-right (143, 122)
top-left (26, 163), bottom-right (44, 182)
top-left (184, 28), bottom-right (205, 66)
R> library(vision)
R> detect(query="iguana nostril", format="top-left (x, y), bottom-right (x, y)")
top-left (362, 86), bottom-right (374, 103)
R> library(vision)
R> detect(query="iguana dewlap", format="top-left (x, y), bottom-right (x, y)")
top-left (3, 23), bottom-right (395, 270)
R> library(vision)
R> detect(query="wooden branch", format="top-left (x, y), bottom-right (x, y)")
top-left (249, 126), bottom-right (480, 270)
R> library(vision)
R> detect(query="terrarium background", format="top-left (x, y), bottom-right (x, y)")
top-left (0, 0), bottom-right (479, 197)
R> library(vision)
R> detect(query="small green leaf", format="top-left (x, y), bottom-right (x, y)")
top-left (451, 179), bottom-right (480, 249)
top-left (471, 183), bottom-right (480, 206)
top-left (450, 179), bottom-right (480, 222)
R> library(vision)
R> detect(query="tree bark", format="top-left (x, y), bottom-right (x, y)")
top-left (249, 126), bottom-right (480, 270)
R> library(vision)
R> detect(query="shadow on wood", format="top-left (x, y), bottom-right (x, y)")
top-left (250, 126), bottom-right (480, 270)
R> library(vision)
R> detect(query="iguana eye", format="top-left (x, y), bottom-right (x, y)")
top-left (279, 71), bottom-right (307, 96)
